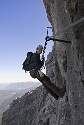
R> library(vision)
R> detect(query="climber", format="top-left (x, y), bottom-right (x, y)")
top-left (29, 45), bottom-right (66, 100)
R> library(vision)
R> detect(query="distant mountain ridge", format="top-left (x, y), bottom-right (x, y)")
top-left (0, 84), bottom-right (8, 90)
top-left (0, 82), bottom-right (41, 124)
top-left (0, 82), bottom-right (41, 90)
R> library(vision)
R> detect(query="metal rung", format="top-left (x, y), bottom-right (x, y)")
top-left (45, 36), bottom-right (71, 43)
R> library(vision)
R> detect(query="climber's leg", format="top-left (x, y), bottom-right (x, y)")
top-left (30, 70), bottom-right (66, 98)
top-left (42, 83), bottom-right (59, 99)
top-left (35, 71), bottom-right (66, 98)
top-left (30, 69), bottom-right (58, 99)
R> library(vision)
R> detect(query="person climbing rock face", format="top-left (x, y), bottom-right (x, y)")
top-left (29, 45), bottom-right (66, 100)
top-left (29, 45), bottom-right (44, 73)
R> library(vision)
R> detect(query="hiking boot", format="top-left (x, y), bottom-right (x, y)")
top-left (59, 85), bottom-right (66, 97)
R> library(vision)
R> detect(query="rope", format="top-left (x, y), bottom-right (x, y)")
top-left (50, 17), bottom-right (84, 38)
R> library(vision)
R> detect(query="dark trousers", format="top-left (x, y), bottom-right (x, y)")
top-left (30, 70), bottom-right (65, 100)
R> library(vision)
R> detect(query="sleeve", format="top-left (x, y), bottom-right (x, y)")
top-left (34, 53), bottom-right (44, 70)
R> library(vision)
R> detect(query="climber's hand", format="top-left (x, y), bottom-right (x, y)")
top-left (42, 55), bottom-right (45, 62)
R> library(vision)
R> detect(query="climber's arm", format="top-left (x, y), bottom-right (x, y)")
top-left (34, 53), bottom-right (44, 70)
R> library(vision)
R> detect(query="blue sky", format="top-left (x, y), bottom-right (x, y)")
top-left (0, 0), bottom-right (53, 84)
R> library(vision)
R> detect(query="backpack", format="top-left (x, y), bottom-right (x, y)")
top-left (22, 52), bottom-right (33, 72)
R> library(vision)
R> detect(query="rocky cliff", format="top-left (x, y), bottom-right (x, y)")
top-left (1, 0), bottom-right (84, 125)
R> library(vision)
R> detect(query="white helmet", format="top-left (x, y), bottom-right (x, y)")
top-left (36, 45), bottom-right (43, 50)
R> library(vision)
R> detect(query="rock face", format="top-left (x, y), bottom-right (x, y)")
top-left (1, 0), bottom-right (84, 125)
